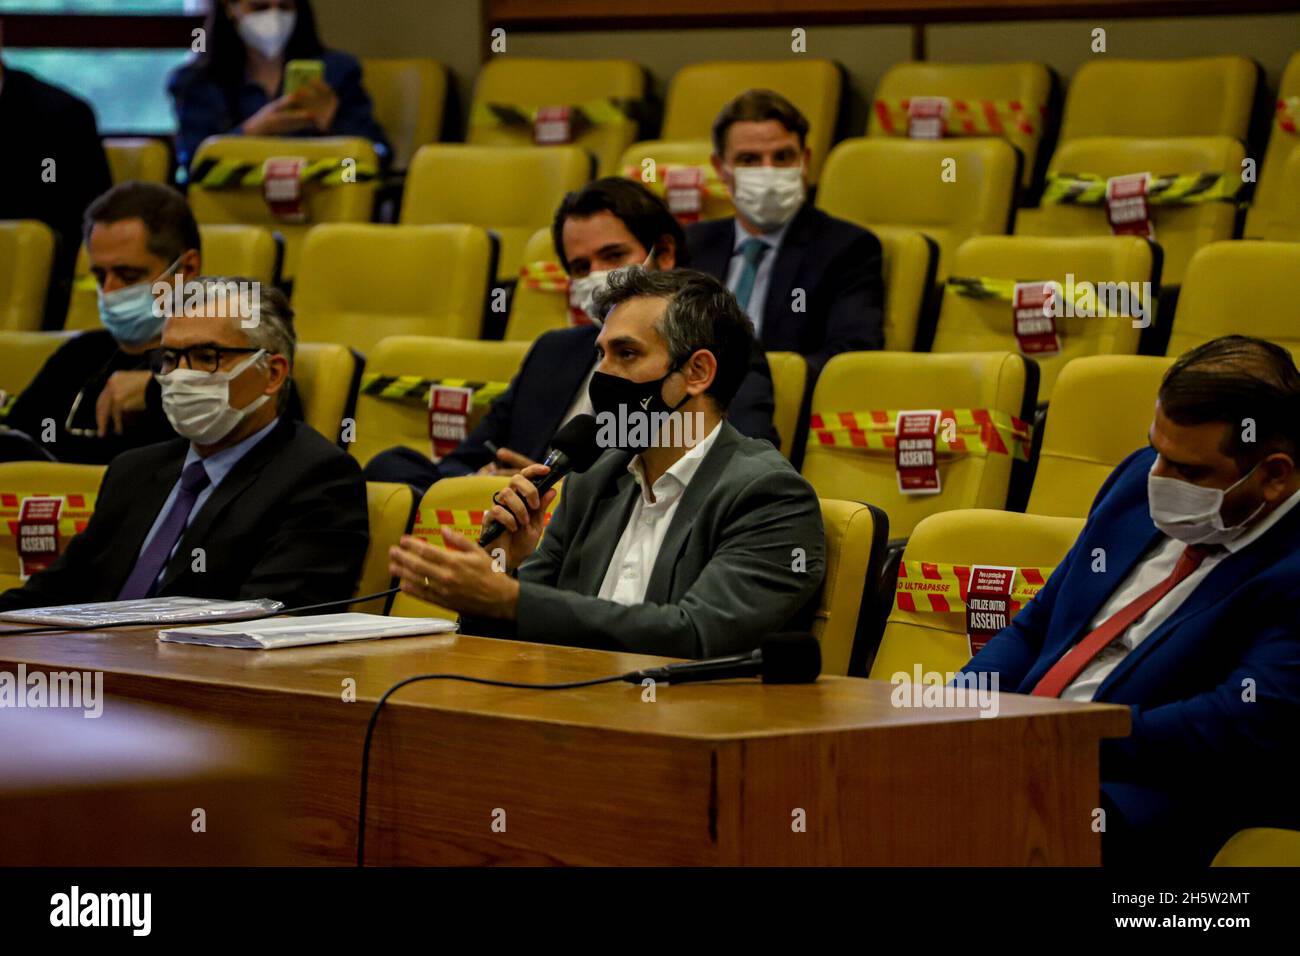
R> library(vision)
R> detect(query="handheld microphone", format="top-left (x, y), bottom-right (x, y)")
top-left (477, 414), bottom-right (602, 547)
top-left (620, 633), bottom-right (822, 686)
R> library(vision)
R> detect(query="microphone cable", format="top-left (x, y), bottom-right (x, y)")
top-left (355, 670), bottom-right (628, 867)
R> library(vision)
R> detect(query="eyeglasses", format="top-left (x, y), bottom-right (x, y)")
top-left (149, 345), bottom-right (261, 375)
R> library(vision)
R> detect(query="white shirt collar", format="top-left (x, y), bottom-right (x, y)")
top-left (626, 418), bottom-right (723, 505)
top-left (1222, 484), bottom-right (1300, 553)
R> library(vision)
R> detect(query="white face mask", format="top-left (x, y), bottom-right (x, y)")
top-left (158, 349), bottom-right (272, 445)
top-left (727, 164), bottom-right (805, 231)
top-left (1147, 459), bottom-right (1266, 545)
top-left (237, 7), bottom-right (297, 60)
top-left (566, 249), bottom-right (657, 326)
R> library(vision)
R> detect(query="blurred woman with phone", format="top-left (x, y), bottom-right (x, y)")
top-left (168, 0), bottom-right (390, 173)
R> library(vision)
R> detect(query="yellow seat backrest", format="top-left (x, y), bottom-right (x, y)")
top-left (801, 351), bottom-right (1032, 539)
top-left (872, 225), bottom-right (939, 351)
top-left (1246, 52), bottom-right (1300, 239)
top-left (0, 331), bottom-right (77, 403)
top-left (816, 137), bottom-right (1018, 279)
top-left (617, 139), bottom-right (736, 222)
top-left (868, 61), bottom-right (1053, 188)
top-left (103, 137), bottom-right (171, 184)
top-left (1015, 136), bottom-right (1244, 286)
top-left (0, 220), bottom-right (55, 332)
top-left (815, 498), bottom-right (885, 677)
top-left (869, 508), bottom-right (1084, 680)
top-left (188, 135), bottom-right (378, 280)
top-left (293, 342), bottom-right (357, 445)
top-left (64, 224), bottom-right (280, 333)
top-left (504, 227), bottom-right (570, 342)
top-left (355, 481), bottom-right (415, 614)
top-left (359, 57), bottom-right (447, 171)
top-left (400, 144), bottom-right (590, 282)
top-left (0, 462), bottom-right (106, 593)
top-left (1059, 56), bottom-right (1256, 142)
top-left (766, 351), bottom-right (807, 460)
top-left (350, 335), bottom-right (532, 468)
top-left (1212, 828), bottom-right (1300, 866)
top-left (934, 235), bottom-right (1155, 401)
top-left (292, 223), bottom-right (492, 354)
top-left (1168, 241), bottom-right (1300, 360)
top-left (468, 57), bottom-right (645, 177)
top-left (390, 474), bottom-right (565, 620)
top-left (662, 59), bottom-right (841, 183)
top-left (1026, 355), bottom-right (1172, 518)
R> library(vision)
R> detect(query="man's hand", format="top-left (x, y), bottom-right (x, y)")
top-left (476, 446), bottom-right (537, 477)
top-left (241, 94), bottom-right (315, 136)
top-left (388, 528), bottom-right (520, 619)
top-left (487, 463), bottom-right (557, 571)
top-left (96, 370), bottom-right (152, 436)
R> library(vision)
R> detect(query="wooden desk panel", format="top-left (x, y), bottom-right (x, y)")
top-left (0, 626), bottom-right (1128, 865)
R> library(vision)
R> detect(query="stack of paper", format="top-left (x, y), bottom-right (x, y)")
top-left (157, 612), bottom-right (458, 649)
top-left (0, 596), bottom-right (284, 628)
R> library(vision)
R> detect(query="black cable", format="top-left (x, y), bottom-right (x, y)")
top-left (0, 586), bottom-right (403, 637)
top-left (355, 670), bottom-right (627, 867)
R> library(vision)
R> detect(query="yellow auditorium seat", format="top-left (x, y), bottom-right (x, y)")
top-left (814, 498), bottom-right (887, 677)
top-left (1026, 355), bottom-right (1173, 518)
top-left (661, 59), bottom-right (841, 183)
top-left (468, 57), bottom-right (645, 178)
top-left (292, 224), bottom-right (493, 354)
top-left (816, 137), bottom-right (1019, 279)
top-left (401, 144), bottom-right (590, 282)
top-left (801, 351), bottom-right (1036, 540)
top-left (354, 481), bottom-right (415, 614)
top-left (349, 335), bottom-right (531, 468)
top-left (0, 220), bottom-right (55, 332)
top-left (293, 343), bottom-right (358, 445)
top-left (869, 508), bottom-right (1084, 680)
top-left (103, 137), bottom-right (170, 184)
top-left (0, 462), bottom-right (105, 593)
top-left (1015, 136), bottom-right (1245, 286)
top-left (1246, 52), bottom-right (1300, 239)
top-left (1212, 828), bottom-right (1300, 867)
top-left (0, 332), bottom-right (76, 412)
top-left (1058, 56), bottom-right (1256, 143)
top-left (1168, 241), bottom-right (1300, 358)
top-left (934, 235), bottom-right (1157, 401)
top-left (360, 58), bottom-right (447, 171)
top-left (504, 227), bottom-right (569, 342)
top-left (868, 61), bottom-right (1053, 189)
top-left (765, 351), bottom-right (807, 461)
top-left (617, 140), bottom-right (735, 222)
top-left (187, 135), bottom-right (379, 280)
top-left (390, 474), bottom-right (564, 620)
top-left (871, 226), bottom-right (939, 351)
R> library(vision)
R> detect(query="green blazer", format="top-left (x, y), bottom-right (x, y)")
top-left (508, 421), bottom-right (826, 658)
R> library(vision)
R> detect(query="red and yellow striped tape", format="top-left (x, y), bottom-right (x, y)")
top-left (894, 560), bottom-right (1054, 614)
top-left (808, 409), bottom-right (1033, 462)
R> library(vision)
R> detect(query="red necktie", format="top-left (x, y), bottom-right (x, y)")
top-left (1030, 544), bottom-right (1210, 698)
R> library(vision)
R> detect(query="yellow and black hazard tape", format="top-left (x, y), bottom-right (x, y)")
top-left (893, 560), bottom-right (1053, 614)
top-left (808, 408), bottom-right (1033, 462)
top-left (1, 491), bottom-right (98, 538)
top-left (359, 374), bottom-right (508, 407)
top-left (872, 98), bottom-right (1047, 137)
top-left (470, 96), bottom-right (643, 131)
top-left (519, 261), bottom-right (568, 293)
top-left (189, 156), bottom-right (379, 189)
top-left (1042, 171), bottom-right (1243, 206)
top-left (945, 275), bottom-right (1121, 317)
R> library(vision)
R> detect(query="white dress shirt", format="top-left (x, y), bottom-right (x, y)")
top-left (723, 217), bottom-right (792, 337)
top-left (596, 420), bottom-right (723, 606)
top-left (1062, 486), bottom-right (1300, 701)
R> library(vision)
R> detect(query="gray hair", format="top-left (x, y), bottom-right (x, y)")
top-left (591, 266), bottom-right (755, 409)
top-left (192, 275), bottom-right (296, 410)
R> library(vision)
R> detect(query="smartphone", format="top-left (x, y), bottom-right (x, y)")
top-left (284, 59), bottom-right (325, 97)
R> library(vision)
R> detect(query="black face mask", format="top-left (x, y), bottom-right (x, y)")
top-left (588, 365), bottom-right (689, 451)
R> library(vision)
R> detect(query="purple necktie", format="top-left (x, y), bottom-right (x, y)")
top-left (117, 460), bottom-right (210, 601)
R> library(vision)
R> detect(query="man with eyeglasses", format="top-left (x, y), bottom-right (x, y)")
top-left (0, 181), bottom-right (301, 464)
top-left (0, 280), bottom-right (368, 612)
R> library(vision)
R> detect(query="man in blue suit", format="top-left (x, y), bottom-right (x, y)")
top-left (963, 335), bottom-right (1300, 865)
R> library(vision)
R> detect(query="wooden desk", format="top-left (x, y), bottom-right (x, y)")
top-left (0, 625), bottom-right (1128, 865)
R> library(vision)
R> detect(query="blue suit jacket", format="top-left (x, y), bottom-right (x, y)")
top-left (963, 447), bottom-right (1300, 862)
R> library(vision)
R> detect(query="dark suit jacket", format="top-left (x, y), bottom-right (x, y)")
top-left (0, 417), bottom-right (369, 612)
top-left (963, 447), bottom-right (1300, 863)
top-left (367, 324), bottom-right (779, 488)
top-left (471, 421), bottom-right (825, 659)
top-left (686, 204), bottom-right (884, 373)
